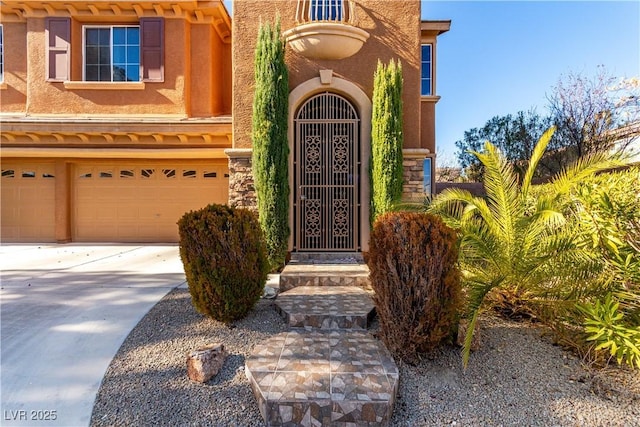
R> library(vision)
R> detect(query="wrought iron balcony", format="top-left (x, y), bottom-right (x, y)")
top-left (295, 0), bottom-right (356, 24)
top-left (284, 0), bottom-right (369, 60)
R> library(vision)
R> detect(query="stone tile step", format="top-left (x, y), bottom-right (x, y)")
top-left (246, 330), bottom-right (398, 427)
top-left (290, 252), bottom-right (364, 264)
top-left (280, 263), bottom-right (370, 292)
top-left (275, 286), bottom-right (375, 330)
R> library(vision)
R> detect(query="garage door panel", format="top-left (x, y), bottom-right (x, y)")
top-left (74, 162), bottom-right (229, 242)
top-left (1, 163), bottom-right (56, 242)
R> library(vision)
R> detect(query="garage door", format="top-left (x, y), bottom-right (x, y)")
top-left (74, 161), bottom-right (229, 242)
top-left (1, 162), bottom-right (56, 242)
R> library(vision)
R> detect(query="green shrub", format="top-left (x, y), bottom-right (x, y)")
top-left (252, 17), bottom-right (290, 271)
top-left (570, 167), bottom-right (640, 293)
top-left (578, 293), bottom-right (640, 369)
top-left (368, 211), bottom-right (461, 364)
top-left (427, 127), bottom-right (625, 366)
top-left (178, 204), bottom-right (269, 322)
top-left (371, 59), bottom-right (404, 222)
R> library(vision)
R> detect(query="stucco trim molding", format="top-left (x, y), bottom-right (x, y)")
top-left (288, 75), bottom-right (372, 252)
top-left (64, 82), bottom-right (146, 90)
top-left (0, 147), bottom-right (229, 159)
top-left (403, 148), bottom-right (431, 158)
top-left (224, 148), bottom-right (253, 159)
top-left (420, 95), bottom-right (441, 103)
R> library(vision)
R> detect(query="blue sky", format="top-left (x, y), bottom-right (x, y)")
top-left (224, 1), bottom-right (640, 164)
top-left (424, 1), bottom-right (640, 164)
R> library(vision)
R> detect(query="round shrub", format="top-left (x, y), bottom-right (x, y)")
top-left (368, 211), bottom-right (461, 364)
top-left (178, 204), bottom-right (269, 322)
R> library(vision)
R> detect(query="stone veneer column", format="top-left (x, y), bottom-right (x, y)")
top-left (224, 148), bottom-right (257, 211)
top-left (402, 148), bottom-right (430, 202)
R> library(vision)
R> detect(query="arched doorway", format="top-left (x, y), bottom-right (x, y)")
top-left (294, 92), bottom-right (360, 251)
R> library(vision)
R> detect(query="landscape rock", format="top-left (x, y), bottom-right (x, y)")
top-left (187, 343), bottom-right (227, 383)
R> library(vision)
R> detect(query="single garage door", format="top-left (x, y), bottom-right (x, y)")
top-left (1, 162), bottom-right (56, 242)
top-left (74, 161), bottom-right (229, 242)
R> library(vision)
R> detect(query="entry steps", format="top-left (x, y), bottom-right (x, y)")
top-left (246, 255), bottom-right (399, 426)
top-left (279, 252), bottom-right (370, 292)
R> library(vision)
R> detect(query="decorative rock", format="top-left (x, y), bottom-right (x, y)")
top-left (187, 343), bottom-right (227, 383)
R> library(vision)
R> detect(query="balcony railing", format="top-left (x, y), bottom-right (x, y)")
top-left (295, 0), bottom-right (356, 25)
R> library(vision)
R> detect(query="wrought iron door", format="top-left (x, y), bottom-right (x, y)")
top-left (295, 92), bottom-right (359, 251)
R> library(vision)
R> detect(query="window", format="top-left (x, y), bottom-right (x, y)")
top-left (423, 158), bottom-right (432, 194)
top-left (84, 26), bottom-right (140, 82)
top-left (311, 0), bottom-right (343, 21)
top-left (45, 17), bottom-right (164, 83)
top-left (421, 44), bottom-right (432, 96)
top-left (0, 25), bottom-right (4, 82)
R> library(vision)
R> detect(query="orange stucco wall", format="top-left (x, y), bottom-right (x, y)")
top-left (232, 0), bottom-right (423, 149)
top-left (25, 17), bottom-right (187, 116)
top-left (190, 23), bottom-right (232, 116)
top-left (2, 12), bottom-right (230, 118)
top-left (1, 22), bottom-right (28, 112)
top-left (420, 100), bottom-right (436, 153)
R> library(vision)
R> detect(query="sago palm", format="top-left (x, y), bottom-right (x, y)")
top-left (428, 127), bottom-right (623, 366)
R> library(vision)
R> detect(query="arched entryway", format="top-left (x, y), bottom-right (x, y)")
top-left (294, 92), bottom-right (360, 251)
top-left (288, 74), bottom-right (372, 252)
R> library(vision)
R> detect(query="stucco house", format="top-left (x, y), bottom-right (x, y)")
top-left (0, 0), bottom-right (449, 253)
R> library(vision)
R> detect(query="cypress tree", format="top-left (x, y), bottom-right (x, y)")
top-left (371, 59), bottom-right (404, 222)
top-left (252, 18), bottom-right (290, 271)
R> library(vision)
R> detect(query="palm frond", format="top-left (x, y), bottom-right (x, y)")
top-left (462, 276), bottom-right (506, 367)
top-left (428, 188), bottom-right (501, 238)
top-left (474, 142), bottom-right (521, 252)
top-left (521, 126), bottom-right (555, 199)
top-left (551, 152), bottom-right (627, 196)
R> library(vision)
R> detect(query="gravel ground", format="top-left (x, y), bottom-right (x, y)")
top-left (91, 288), bottom-right (639, 427)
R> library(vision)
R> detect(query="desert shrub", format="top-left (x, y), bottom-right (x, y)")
top-left (555, 167), bottom-right (640, 368)
top-left (368, 211), bottom-right (460, 364)
top-left (570, 167), bottom-right (640, 294)
top-left (578, 293), bottom-right (640, 369)
top-left (178, 204), bottom-right (269, 322)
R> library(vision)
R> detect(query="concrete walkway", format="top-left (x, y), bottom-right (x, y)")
top-left (0, 244), bottom-right (186, 427)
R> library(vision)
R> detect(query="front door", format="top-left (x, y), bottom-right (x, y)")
top-left (294, 92), bottom-right (360, 251)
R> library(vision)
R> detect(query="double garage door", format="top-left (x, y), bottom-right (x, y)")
top-left (1, 161), bottom-right (228, 242)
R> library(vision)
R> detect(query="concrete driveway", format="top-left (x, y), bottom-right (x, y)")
top-left (0, 244), bottom-right (186, 427)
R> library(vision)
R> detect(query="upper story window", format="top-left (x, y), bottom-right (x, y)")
top-left (0, 25), bottom-right (4, 82)
top-left (84, 26), bottom-right (140, 82)
top-left (421, 44), bottom-right (432, 96)
top-left (45, 17), bottom-right (164, 83)
top-left (310, 0), bottom-right (343, 21)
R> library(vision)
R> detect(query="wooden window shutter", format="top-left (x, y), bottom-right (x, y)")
top-left (140, 18), bottom-right (164, 82)
top-left (45, 17), bottom-right (71, 81)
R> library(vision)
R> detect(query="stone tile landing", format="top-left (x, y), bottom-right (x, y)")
top-left (275, 286), bottom-right (375, 330)
top-left (245, 330), bottom-right (398, 426)
top-left (279, 254), bottom-right (370, 292)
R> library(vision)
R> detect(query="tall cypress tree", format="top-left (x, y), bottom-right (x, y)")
top-left (371, 59), bottom-right (404, 222)
top-left (252, 18), bottom-right (289, 271)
